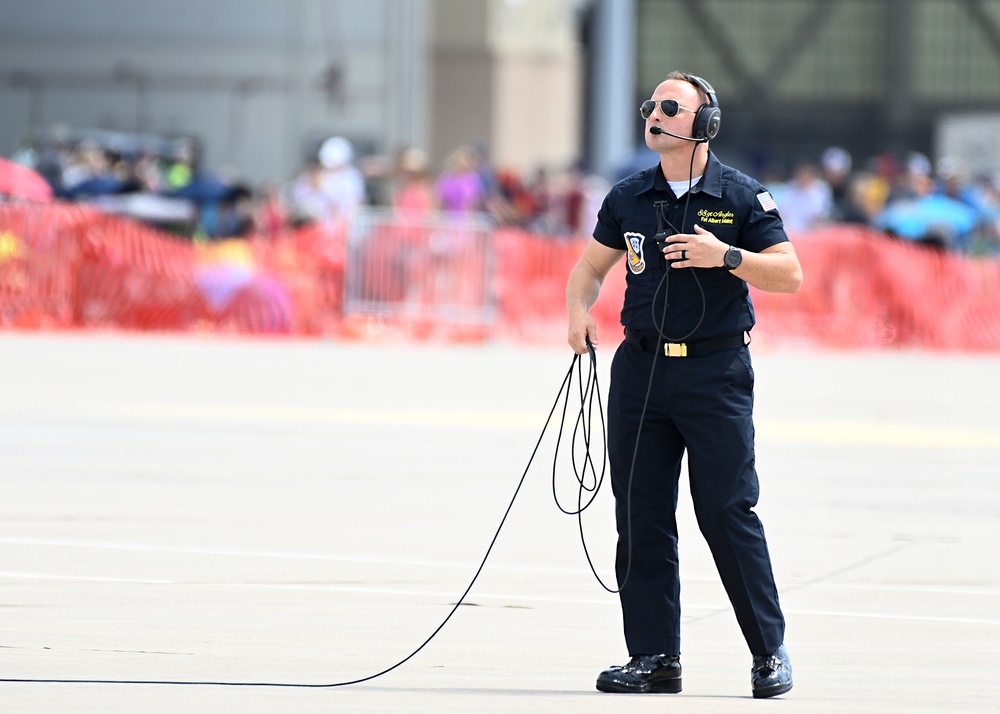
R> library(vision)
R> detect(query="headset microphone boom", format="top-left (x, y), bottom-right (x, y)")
top-left (649, 125), bottom-right (703, 142)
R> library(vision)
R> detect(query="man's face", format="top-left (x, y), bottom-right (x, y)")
top-left (643, 79), bottom-right (703, 150)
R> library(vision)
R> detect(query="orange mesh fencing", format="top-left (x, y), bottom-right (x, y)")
top-left (2, 203), bottom-right (999, 351)
top-left (750, 225), bottom-right (1000, 351)
top-left (0, 204), bottom-right (349, 336)
top-left (0, 203), bottom-right (83, 328)
top-left (75, 210), bottom-right (208, 330)
top-left (492, 228), bottom-right (624, 345)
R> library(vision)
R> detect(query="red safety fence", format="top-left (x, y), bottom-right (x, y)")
top-left (749, 225), bottom-right (1000, 351)
top-left (1, 202), bottom-right (999, 351)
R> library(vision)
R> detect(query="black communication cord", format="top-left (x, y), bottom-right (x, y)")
top-left (605, 139), bottom-right (708, 596)
top-left (0, 342), bottom-right (610, 689)
top-left (652, 139), bottom-right (707, 344)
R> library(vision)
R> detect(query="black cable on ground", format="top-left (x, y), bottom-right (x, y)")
top-left (0, 344), bottom-right (609, 689)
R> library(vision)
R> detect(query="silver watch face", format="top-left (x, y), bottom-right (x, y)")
top-left (725, 246), bottom-right (742, 269)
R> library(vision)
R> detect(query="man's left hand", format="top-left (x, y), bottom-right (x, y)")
top-left (663, 224), bottom-right (727, 268)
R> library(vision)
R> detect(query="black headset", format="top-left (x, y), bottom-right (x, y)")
top-left (682, 74), bottom-right (722, 142)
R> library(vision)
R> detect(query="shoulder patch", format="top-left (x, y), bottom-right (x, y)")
top-left (624, 232), bottom-right (646, 274)
top-left (757, 191), bottom-right (778, 212)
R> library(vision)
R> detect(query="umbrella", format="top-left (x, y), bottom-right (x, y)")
top-left (874, 194), bottom-right (980, 244)
top-left (0, 158), bottom-right (54, 202)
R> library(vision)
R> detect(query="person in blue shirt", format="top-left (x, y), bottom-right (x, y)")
top-left (566, 72), bottom-right (803, 699)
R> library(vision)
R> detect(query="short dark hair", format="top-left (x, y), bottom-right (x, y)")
top-left (664, 71), bottom-right (709, 104)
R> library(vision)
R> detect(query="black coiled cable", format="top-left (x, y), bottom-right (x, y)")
top-left (0, 343), bottom-right (615, 689)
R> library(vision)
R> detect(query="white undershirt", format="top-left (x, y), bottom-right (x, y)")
top-left (667, 176), bottom-right (703, 198)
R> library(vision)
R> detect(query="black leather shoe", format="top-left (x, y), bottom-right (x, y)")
top-left (596, 654), bottom-right (682, 694)
top-left (751, 644), bottom-right (793, 698)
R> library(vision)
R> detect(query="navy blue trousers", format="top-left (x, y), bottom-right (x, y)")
top-left (607, 339), bottom-right (785, 658)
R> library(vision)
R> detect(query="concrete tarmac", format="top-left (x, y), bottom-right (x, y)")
top-left (1, 332), bottom-right (998, 712)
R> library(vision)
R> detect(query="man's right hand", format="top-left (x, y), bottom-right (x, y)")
top-left (568, 311), bottom-right (598, 354)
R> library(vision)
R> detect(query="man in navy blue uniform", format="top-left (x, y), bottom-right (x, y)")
top-left (566, 72), bottom-right (803, 698)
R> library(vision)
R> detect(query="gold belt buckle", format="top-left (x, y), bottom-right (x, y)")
top-left (664, 342), bottom-right (688, 357)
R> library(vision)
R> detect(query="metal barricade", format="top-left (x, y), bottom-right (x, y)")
top-left (343, 208), bottom-right (496, 327)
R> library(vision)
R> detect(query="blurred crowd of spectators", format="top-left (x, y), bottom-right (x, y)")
top-left (767, 146), bottom-right (1000, 254)
top-left (3, 130), bottom-right (610, 243)
top-left (286, 138), bottom-right (611, 239)
top-left (4, 129), bottom-right (1000, 255)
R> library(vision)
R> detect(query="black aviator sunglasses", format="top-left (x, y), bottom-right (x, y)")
top-left (639, 99), bottom-right (697, 120)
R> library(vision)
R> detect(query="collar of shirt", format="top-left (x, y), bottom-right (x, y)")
top-left (636, 150), bottom-right (724, 199)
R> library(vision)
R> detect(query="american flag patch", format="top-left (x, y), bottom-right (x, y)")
top-left (757, 191), bottom-right (778, 211)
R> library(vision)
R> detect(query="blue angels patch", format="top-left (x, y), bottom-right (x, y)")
top-left (624, 232), bottom-right (646, 274)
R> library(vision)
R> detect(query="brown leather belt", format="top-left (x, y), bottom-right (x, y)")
top-left (624, 327), bottom-right (749, 357)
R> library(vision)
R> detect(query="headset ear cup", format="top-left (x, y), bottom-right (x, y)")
top-left (693, 106), bottom-right (721, 141)
top-left (693, 107), bottom-right (707, 140)
top-left (702, 107), bottom-right (721, 140)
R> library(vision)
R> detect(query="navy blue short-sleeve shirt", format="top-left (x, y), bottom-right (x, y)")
top-left (593, 151), bottom-right (789, 340)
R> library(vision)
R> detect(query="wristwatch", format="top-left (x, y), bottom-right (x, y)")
top-left (723, 244), bottom-right (743, 270)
